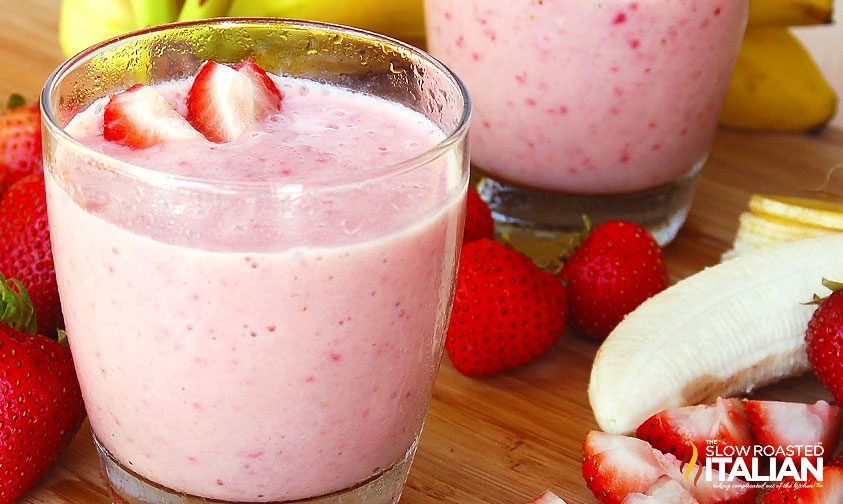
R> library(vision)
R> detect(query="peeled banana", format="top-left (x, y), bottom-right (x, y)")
top-left (720, 27), bottom-right (837, 132)
top-left (589, 233), bottom-right (843, 434)
top-left (59, 0), bottom-right (425, 57)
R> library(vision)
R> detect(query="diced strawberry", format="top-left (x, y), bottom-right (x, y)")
top-left (104, 84), bottom-right (202, 148)
top-left (623, 476), bottom-right (699, 503)
top-left (635, 398), bottom-right (753, 467)
top-left (582, 431), bottom-right (756, 504)
top-left (525, 490), bottom-right (567, 504)
top-left (743, 399), bottom-right (841, 464)
top-left (763, 466), bottom-right (843, 503)
top-left (234, 58), bottom-right (283, 120)
top-left (186, 60), bottom-right (283, 143)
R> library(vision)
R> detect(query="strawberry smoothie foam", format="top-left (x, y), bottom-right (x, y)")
top-left (425, 0), bottom-right (748, 194)
top-left (46, 74), bottom-right (465, 501)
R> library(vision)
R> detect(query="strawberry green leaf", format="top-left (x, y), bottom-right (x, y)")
top-left (6, 93), bottom-right (26, 109)
top-left (0, 274), bottom-right (38, 333)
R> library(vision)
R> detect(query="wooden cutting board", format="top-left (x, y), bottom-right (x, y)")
top-left (4, 1), bottom-right (843, 502)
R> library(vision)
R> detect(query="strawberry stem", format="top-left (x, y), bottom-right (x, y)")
top-left (822, 278), bottom-right (843, 292)
top-left (0, 274), bottom-right (37, 333)
top-left (6, 94), bottom-right (26, 109)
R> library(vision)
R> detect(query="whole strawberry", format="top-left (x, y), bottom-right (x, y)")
top-left (560, 221), bottom-right (669, 341)
top-left (0, 274), bottom-right (84, 503)
top-left (0, 173), bottom-right (62, 337)
top-left (0, 95), bottom-right (42, 196)
top-left (446, 239), bottom-right (567, 376)
top-left (805, 278), bottom-right (843, 406)
top-left (464, 187), bottom-right (494, 243)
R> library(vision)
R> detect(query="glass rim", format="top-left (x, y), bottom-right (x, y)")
top-left (40, 17), bottom-right (472, 194)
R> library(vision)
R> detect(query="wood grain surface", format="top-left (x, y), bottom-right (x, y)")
top-left (3, 1), bottom-right (843, 503)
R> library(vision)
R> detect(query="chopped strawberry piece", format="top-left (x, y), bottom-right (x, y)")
top-left (186, 59), bottom-right (283, 144)
top-left (743, 399), bottom-right (841, 464)
top-left (104, 84), bottom-right (202, 148)
top-left (582, 431), bottom-right (756, 504)
top-left (623, 476), bottom-right (699, 503)
top-left (525, 490), bottom-right (567, 504)
top-left (635, 398), bottom-right (753, 467)
top-left (187, 61), bottom-right (255, 143)
top-left (763, 466), bottom-right (843, 503)
top-left (235, 58), bottom-right (283, 120)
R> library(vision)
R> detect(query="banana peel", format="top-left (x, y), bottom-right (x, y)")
top-left (59, 0), bottom-right (425, 57)
top-left (748, 0), bottom-right (834, 27)
top-left (720, 27), bottom-right (837, 132)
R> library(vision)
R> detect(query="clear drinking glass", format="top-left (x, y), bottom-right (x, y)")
top-left (41, 19), bottom-right (470, 504)
top-left (425, 0), bottom-right (749, 246)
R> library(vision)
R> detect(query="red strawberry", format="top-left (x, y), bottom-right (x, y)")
top-left (743, 399), bottom-right (841, 464)
top-left (464, 187), bottom-right (494, 243)
top-left (582, 431), bottom-right (755, 504)
top-left (762, 466), bottom-right (843, 503)
top-left (623, 476), bottom-right (699, 503)
top-left (445, 239), bottom-right (566, 376)
top-left (0, 95), bottom-right (42, 195)
top-left (806, 279), bottom-right (843, 406)
top-left (234, 58), bottom-right (283, 120)
top-left (0, 173), bottom-right (61, 336)
top-left (560, 221), bottom-right (669, 340)
top-left (635, 398), bottom-right (753, 467)
top-left (103, 84), bottom-right (202, 149)
top-left (525, 490), bottom-right (567, 504)
top-left (187, 60), bottom-right (283, 143)
top-left (0, 275), bottom-right (85, 503)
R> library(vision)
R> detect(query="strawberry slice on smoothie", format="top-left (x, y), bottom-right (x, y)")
top-left (186, 59), bottom-right (283, 143)
top-left (103, 84), bottom-right (202, 148)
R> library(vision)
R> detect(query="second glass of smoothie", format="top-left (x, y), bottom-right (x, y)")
top-left (426, 0), bottom-right (749, 245)
top-left (42, 19), bottom-right (470, 504)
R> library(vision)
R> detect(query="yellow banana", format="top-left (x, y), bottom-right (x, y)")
top-left (227, 0), bottom-right (425, 46)
top-left (720, 27), bottom-right (837, 132)
top-left (131, 0), bottom-right (180, 27)
top-left (178, 0), bottom-right (233, 21)
top-left (61, 0), bottom-right (426, 57)
top-left (748, 0), bottom-right (834, 27)
top-left (59, 0), bottom-right (137, 56)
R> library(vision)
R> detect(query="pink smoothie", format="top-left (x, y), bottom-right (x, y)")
top-left (47, 75), bottom-right (465, 501)
top-left (425, 0), bottom-right (748, 194)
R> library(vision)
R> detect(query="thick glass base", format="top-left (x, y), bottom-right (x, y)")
top-left (477, 158), bottom-right (705, 252)
top-left (96, 436), bottom-right (415, 504)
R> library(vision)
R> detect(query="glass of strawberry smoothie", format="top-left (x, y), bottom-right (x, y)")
top-left (41, 19), bottom-right (470, 504)
top-left (425, 0), bottom-right (749, 245)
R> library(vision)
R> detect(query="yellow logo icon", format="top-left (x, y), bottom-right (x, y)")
top-left (682, 442), bottom-right (703, 486)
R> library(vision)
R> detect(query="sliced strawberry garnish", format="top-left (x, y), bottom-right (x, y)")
top-left (186, 60), bottom-right (282, 143)
top-left (234, 58), bottom-right (283, 120)
top-left (104, 84), bottom-right (202, 148)
top-left (635, 398), bottom-right (753, 467)
top-left (763, 466), bottom-right (843, 503)
top-left (524, 490), bottom-right (567, 504)
top-left (623, 476), bottom-right (699, 503)
top-left (583, 431), bottom-right (755, 504)
top-left (744, 399), bottom-right (841, 464)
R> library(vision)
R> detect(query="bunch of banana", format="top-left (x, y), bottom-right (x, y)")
top-left (724, 193), bottom-right (843, 259)
top-left (720, 0), bottom-right (838, 132)
top-left (59, 0), bottom-right (425, 57)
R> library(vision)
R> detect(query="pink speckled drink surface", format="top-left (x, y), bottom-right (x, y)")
top-left (425, 0), bottom-right (748, 194)
top-left (47, 75), bottom-right (464, 501)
